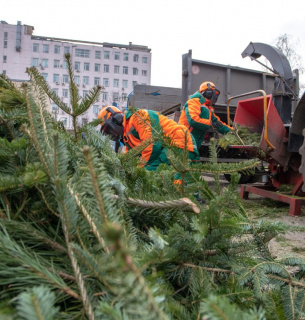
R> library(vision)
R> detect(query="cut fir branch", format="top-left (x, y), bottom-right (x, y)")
top-left (27, 54), bottom-right (102, 140)
top-left (0, 74), bottom-right (28, 110)
top-left (103, 222), bottom-right (170, 320)
top-left (0, 223), bottom-right (80, 301)
top-left (218, 124), bottom-right (262, 149)
top-left (118, 196), bottom-right (200, 214)
top-left (15, 285), bottom-right (60, 320)
top-left (189, 159), bottom-right (259, 176)
top-left (68, 184), bottom-right (110, 254)
top-left (54, 174), bottom-right (95, 319)
top-left (1, 70), bottom-right (305, 318)
top-left (82, 146), bottom-right (109, 224)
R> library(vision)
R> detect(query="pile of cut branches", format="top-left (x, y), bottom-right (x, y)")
top-left (218, 124), bottom-right (262, 149)
top-left (1, 59), bottom-right (305, 320)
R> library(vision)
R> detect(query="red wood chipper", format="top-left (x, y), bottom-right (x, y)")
top-left (226, 42), bottom-right (305, 216)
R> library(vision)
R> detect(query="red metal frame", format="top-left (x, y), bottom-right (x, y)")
top-left (240, 177), bottom-right (305, 216)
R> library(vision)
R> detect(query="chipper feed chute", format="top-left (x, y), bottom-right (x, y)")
top-left (234, 94), bottom-right (290, 169)
top-left (233, 94), bottom-right (305, 216)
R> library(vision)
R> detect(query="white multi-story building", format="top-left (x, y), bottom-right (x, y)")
top-left (0, 20), bottom-right (151, 128)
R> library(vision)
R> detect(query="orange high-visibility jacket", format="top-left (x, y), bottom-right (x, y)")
top-left (122, 109), bottom-right (197, 165)
top-left (179, 91), bottom-right (231, 133)
top-left (179, 91), bottom-right (232, 150)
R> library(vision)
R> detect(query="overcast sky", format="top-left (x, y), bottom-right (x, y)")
top-left (3, 0), bottom-right (305, 89)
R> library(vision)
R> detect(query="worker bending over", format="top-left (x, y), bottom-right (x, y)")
top-left (179, 81), bottom-right (233, 150)
top-left (98, 106), bottom-right (199, 171)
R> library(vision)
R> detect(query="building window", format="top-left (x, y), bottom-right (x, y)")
top-left (54, 45), bottom-right (60, 54)
top-left (113, 92), bottom-right (119, 101)
top-left (64, 46), bottom-right (70, 54)
top-left (43, 44), bottom-right (49, 53)
top-left (82, 118), bottom-right (88, 126)
top-left (2, 70), bottom-right (6, 75)
top-left (63, 89), bottom-right (68, 98)
top-left (104, 51), bottom-right (110, 59)
top-left (133, 68), bottom-right (138, 75)
top-left (123, 53), bottom-right (129, 61)
top-left (74, 61), bottom-right (80, 71)
top-left (142, 70), bottom-right (147, 76)
top-left (114, 65), bottom-right (120, 74)
top-left (3, 40), bottom-right (7, 48)
top-left (142, 56), bottom-right (148, 63)
top-left (103, 64), bottom-right (109, 73)
top-left (52, 88), bottom-right (59, 96)
top-left (114, 52), bottom-right (120, 60)
top-left (42, 73), bottom-right (48, 81)
top-left (93, 105), bottom-right (99, 115)
top-left (74, 76), bottom-right (80, 85)
top-left (3, 56), bottom-right (7, 63)
top-left (32, 58), bottom-right (39, 67)
top-left (53, 74), bottom-right (60, 83)
top-left (95, 51), bottom-right (101, 59)
top-left (94, 63), bottom-right (100, 72)
top-left (113, 79), bottom-right (119, 87)
top-left (51, 103), bottom-right (58, 113)
top-left (103, 78), bottom-right (109, 87)
top-left (133, 81), bottom-right (137, 87)
top-left (94, 77), bottom-right (100, 86)
top-left (4, 32), bottom-right (8, 39)
top-left (133, 54), bottom-right (139, 62)
top-left (123, 66), bottom-right (128, 75)
top-left (83, 90), bottom-right (88, 98)
top-left (75, 49), bottom-right (90, 58)
top-left (60, 117), bottom-right (67, 127)
top-left (122, 93), bottom-right (127, 101)
top-left (84, 63), bottom-right (90, 71)
top-left (63, 74), bottom-right (69, 84)
top-left (33, 43), bottom-right (39, 52)
top-left (83, 76), bottom-right (89, 85)
top-left (54, 60), bottom-right (60, 68)
top-left (122, 80), bottom-right (128, 88)
top-left (63, 61), bottom-right (68, 69)
top-left (42, 59), bottom-right (48, 68)
top-left (102, 92), bottom-right (108, 100)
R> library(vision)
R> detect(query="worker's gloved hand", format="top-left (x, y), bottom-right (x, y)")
top-left (196, 197), bottom-right (206, 205)
top-left (212, 120), bottom-right (224, 130)
top-left (194, 191), bottom-right (206, 205)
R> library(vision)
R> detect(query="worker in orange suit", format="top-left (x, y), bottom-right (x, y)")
top-left (179, 81), bottom-right (233, 150)
top-left (98, 106), bottom-right (199, 171)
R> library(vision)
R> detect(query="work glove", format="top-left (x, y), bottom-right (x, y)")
top-left (212, 120), bottom-right (224, 130)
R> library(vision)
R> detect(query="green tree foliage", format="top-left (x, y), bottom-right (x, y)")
top-left (0, 65), bottom-right (305, 319)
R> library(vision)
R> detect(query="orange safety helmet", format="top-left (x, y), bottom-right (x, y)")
top-left (199, 81), bottom-right (216, 92)
top-left (98, 106), bottom-right (124, 140)
top-left (199, 81), bottom-right (220, 106)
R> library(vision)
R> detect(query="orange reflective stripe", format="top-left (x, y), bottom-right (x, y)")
top-left (187, 99), bottom-right (212, 126)
top-left (159, 115), bottom-right (195, 152)
top-left (124, 111), bottom-right (154, 164)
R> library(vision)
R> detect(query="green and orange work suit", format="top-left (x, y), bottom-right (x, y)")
top-left (122, 109), bottom-right (199, 171)
top-left (179, 91), bottom-right (233, 150)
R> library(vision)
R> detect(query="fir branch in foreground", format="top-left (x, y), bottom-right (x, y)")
top-left (15, 285), bottom-right (60, 320)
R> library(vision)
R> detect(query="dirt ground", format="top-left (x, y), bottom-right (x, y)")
top-left (207, 174), bottom-right (305, 260)
top-left (241, 194), bottom-right (305, 260)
